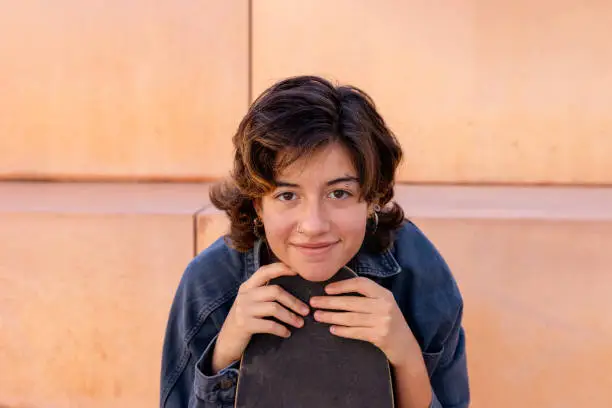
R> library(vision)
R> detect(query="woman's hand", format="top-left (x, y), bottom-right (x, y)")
top-left (212, 263), bottom-right (310, 373)
top-left (310, 276), bottom-right (421, 368)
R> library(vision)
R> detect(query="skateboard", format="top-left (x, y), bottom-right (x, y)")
top-left (234, 266), bottom-right (395, 408)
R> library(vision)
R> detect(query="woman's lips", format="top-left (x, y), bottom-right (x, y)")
top-left (291, 241), bottom-right (339, 255)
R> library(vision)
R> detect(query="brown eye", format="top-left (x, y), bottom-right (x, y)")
top-left (276, 192), bottom-right (297, 202)
top-left (328, 190), bottom-right (351, 200)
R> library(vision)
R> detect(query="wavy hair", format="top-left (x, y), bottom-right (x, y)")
top-left (210, 75), bottom-right (405, 253)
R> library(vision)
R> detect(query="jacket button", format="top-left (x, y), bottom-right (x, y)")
top-left (219, 378), bottom-right (234, 390)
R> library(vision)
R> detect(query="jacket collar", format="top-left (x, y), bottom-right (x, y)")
top-left (244, 239), bottom-right (402, 280)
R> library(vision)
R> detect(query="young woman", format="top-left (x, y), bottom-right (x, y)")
top-left (160, 76), bottom-right (469, 408)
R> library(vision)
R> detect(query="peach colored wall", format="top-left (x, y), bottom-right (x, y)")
top-left (2, 1), bottom-right (611, 407)
top-left (0, 1), bottom-right (247, 180)
top-left (0, 213), bottom-right (193, 408)
top-left (420, 218), bottom-right (612, 407)
top-left (1, 1), bottom-right (611, 184)
top-left (0, 183), bottom-right (210, 408)
top-left (252, 0), bottom-right (612, 184)
top-left (3, 183), bottom-right (611, 407)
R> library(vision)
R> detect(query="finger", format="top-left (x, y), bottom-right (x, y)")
top-left (251, 301), bottom-right (305, 328)
top-left (329, 325), bottom-right (372, 343)
top-left (251, 285), bottom-right (310, 316)
top-left (309, 295), bottom-right (377, 313)
top-left (314, 311), bottom-right (377, 327)
top-left (240, 262), bottom-right (296, 291)
top-left (324, 277), bottom-right (383, 298)
top-left (249, 318), bottom-right (292, 338)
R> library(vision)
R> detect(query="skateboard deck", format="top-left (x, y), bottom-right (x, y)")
top-left (234, 266), bottom-right (395, 408)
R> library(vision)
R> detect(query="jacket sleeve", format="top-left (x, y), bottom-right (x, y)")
top-left (393, 221), bottom-right (470, 407)
top-left (190, 335), bottom-right (240, 407)
top-left (428, 307), bottom-right (470, 407)
top-left (160, 251), bottom-right (242, 408)
top-left (161, 327), bottom-right (240, 408)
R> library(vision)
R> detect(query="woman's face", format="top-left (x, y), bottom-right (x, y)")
top-left (256, 143), bottom-right (372, 282)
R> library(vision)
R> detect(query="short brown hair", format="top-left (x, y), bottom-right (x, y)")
top-left (210, 75), bottom-right (405, 253)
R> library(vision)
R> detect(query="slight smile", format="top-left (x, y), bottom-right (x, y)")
top-left (291, 241), bottom-right (340, 255)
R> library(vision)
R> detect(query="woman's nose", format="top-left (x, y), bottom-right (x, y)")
top-left (298, 203), bottom-right (330, 235)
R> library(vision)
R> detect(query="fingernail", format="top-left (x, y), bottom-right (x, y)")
top-left (301, 306), bottom-right (309, 315)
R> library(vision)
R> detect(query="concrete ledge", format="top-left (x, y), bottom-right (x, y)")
top-left (0, 182), bottom-right (211, 215)
top-left (397, 185), bottom-right (612, 220)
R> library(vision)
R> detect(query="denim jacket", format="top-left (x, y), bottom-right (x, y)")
top-left (160, 220), bottom-right (469, 407)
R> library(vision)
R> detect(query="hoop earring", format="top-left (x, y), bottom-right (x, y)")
top-left (370, 211), bottom-right (379, 233)
top-left (253, 217), bottom-right (264, 239)
top-left (368, 204), bottom-right (380, 233)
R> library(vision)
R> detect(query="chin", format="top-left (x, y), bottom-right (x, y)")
top-left (294, 263), bottom-right (341, 282)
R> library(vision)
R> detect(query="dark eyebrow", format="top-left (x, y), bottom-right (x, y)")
top-left (275, 176), bottom-right (359, 188)
top-left (326, 176), bottom-right (359, 186)
top-left (275, 181), bottom-right (300, 188)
